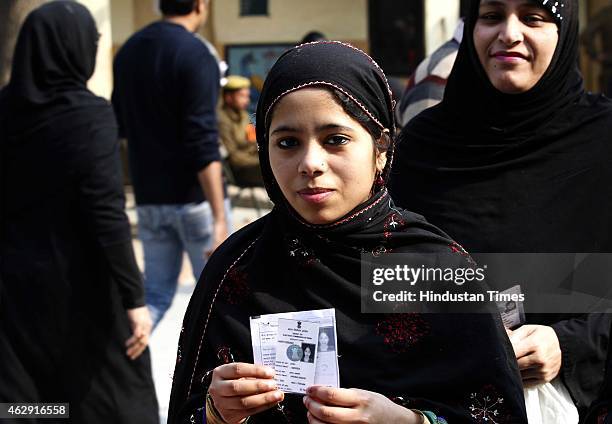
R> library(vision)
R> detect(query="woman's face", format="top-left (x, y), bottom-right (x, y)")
top-left (319, 331), bottom-right (329, 347)
top-left (268, 88), bottom-right (386, 225)
top-left (304, 347), bottom-right (311, 356)
top-left (473, 0), bottom-right (559, 93)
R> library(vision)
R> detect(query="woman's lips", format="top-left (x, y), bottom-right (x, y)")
top-left (492, 51), bottom-right (528, 63)
top-left (297, 188), bottom-right (334, 204)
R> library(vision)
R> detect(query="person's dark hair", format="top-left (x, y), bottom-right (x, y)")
top-left (332, 89), bottom-right (391, 153)
top-left (301, 31), bottom-right (326, 44)
top-left (159, 0), bottom-right (196, 16)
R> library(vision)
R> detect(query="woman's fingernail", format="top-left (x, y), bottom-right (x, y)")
top-left (274, 391), bottom-right (283, 401)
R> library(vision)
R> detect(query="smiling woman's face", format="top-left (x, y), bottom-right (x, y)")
top-left (268, 88), bottom-right (386, 225)
top-left (474, 0), bottom-right (559, 93)
top-left (319, 331), bottom-right (329, 346)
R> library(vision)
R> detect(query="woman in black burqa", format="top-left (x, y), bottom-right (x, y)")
top-left (389, 0), bottom-right (612, 418)
top-left (0, 2), bottom-right (158, 422)
top-left (168, 41), bottom-right (527, 424)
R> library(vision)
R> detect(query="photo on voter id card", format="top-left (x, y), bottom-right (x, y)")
top-left (250, 308), bottom-right (340, 389)
top-left (274, 318), bottom-right (320, 394)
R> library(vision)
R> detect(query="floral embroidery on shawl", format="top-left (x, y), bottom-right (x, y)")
top-left (375, 313), bottom-right (430, 353)
top-left (468, 384), bottom-right (512, 423)
top-left (383, 212), bottom-right (406, 239)
top-left (286, 236), bottom-right (318, 267)
top-left (220, 267), bottom-right (251, 305)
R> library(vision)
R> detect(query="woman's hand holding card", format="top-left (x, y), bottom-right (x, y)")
top-left (208, 363), bottom-right (284, 424)
top-left (303, 386), bottom-right (421, 424)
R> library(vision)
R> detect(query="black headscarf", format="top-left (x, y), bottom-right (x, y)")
top-left (255, 41), bottom-right (396, 206)
top-left (389, 0), bottom-right (612, 414)
top-left (169, 42), bottom-right (526, 424)
top-left (442, 0), bottom-right (586, 141)
top-left (1, 1), bottom-right (107, 139)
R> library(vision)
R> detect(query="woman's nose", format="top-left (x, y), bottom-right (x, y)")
top-left (298, 142), bottom-right (327, 177)
top-left (498, 15), bottom-right (524, 46)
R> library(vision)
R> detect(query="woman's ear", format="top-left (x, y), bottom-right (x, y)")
top-left (376, 151), bottom-right (387, 173)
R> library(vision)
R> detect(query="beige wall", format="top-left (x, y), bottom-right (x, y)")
top-left (133, 0), bottom-right (161, 32)
top-left (212, 0), bottom-right (367, 50)
top-left (424, 0), bottom-right (460, 55)
top-left (78, 0), bottom-right (113, 99)
top-left (110, 0), bottom-right (135, 46)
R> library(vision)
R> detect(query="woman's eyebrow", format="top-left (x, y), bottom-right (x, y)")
top-left (270, 123), bottom-right (354, 135)
top-left (315, 123), bottom-right (354, 133)
top-left (480, 0), bottom-right (506, 7)
top-left (270, 125), bottom-right (298, 135)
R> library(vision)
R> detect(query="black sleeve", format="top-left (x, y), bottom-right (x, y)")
top-left (167, 260), bottom-right (218, 424)
top-left (178, 47), bottom-right (221, 173)
top-left (111, 57), bottom-right (127, 139)
top-left (102, 242), bottom-right (145, 309)
top-left (168, 221), bottom-right (267, 424)
top-left (551, 313), bottom-right (612, 413)
top-left (584, 319), bottom-right (612, 424)
top-left (76, 112), bottom-right (145, 309)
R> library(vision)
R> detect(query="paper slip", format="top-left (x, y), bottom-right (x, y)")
top-left (250, 308), bottom-right (340, 393)
top-left (496, 285), bottom-right (526, 329)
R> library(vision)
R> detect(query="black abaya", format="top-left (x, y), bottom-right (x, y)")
top-left (389, 0), bottom-right (612, 415)
top-left (0, 2), bottom-right (158, 422)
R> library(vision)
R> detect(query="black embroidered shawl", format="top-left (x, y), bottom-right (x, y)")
top-left (168, 42), bottom-right (527, 424)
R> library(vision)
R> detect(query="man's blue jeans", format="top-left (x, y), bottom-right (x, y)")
top-left (137, 200), bottom-right (231, 328)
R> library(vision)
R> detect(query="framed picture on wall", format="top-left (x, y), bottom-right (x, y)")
top-left (225, 43), bottom-right (294, 114)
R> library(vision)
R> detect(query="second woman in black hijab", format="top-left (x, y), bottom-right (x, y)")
top-left (0, 2), bottom-right (158, 422)
top-left (390, 0), bottom-right (612, 417)
top-left (168, 41), bottom-right (527, 424)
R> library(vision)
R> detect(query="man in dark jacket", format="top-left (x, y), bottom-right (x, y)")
top-left (113, 0), bottom-right (230, 328)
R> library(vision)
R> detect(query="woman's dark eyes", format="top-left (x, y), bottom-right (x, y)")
top-left (326, 135), bottom-right (350, 146)
top-left (277, 138), bottom-right (298, 149)
top-left (479, 12), bottom-right (502, 21)
top-left (276, 135), bottom-right (349, 149)
top-left (478, 12), bottom-right (548, 24)
top-left (523, 14), bottom-right (546, 24)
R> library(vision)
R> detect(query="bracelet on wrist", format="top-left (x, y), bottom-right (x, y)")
top-left (206, 393), bottom-right (251, 424)
top-left (410, 409), bottom-right (448, 424)
top-left (411, 409), bottom-right (428, 424)
top-left (206, 393), bottom-right (226, 424)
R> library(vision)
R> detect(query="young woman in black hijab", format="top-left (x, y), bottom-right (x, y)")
top-left (168, 41), bottom-right (527, 424)
top-left (0, 2), bottom-right (158, 422)
top-left (389, 0), bottom-right (612, 417)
